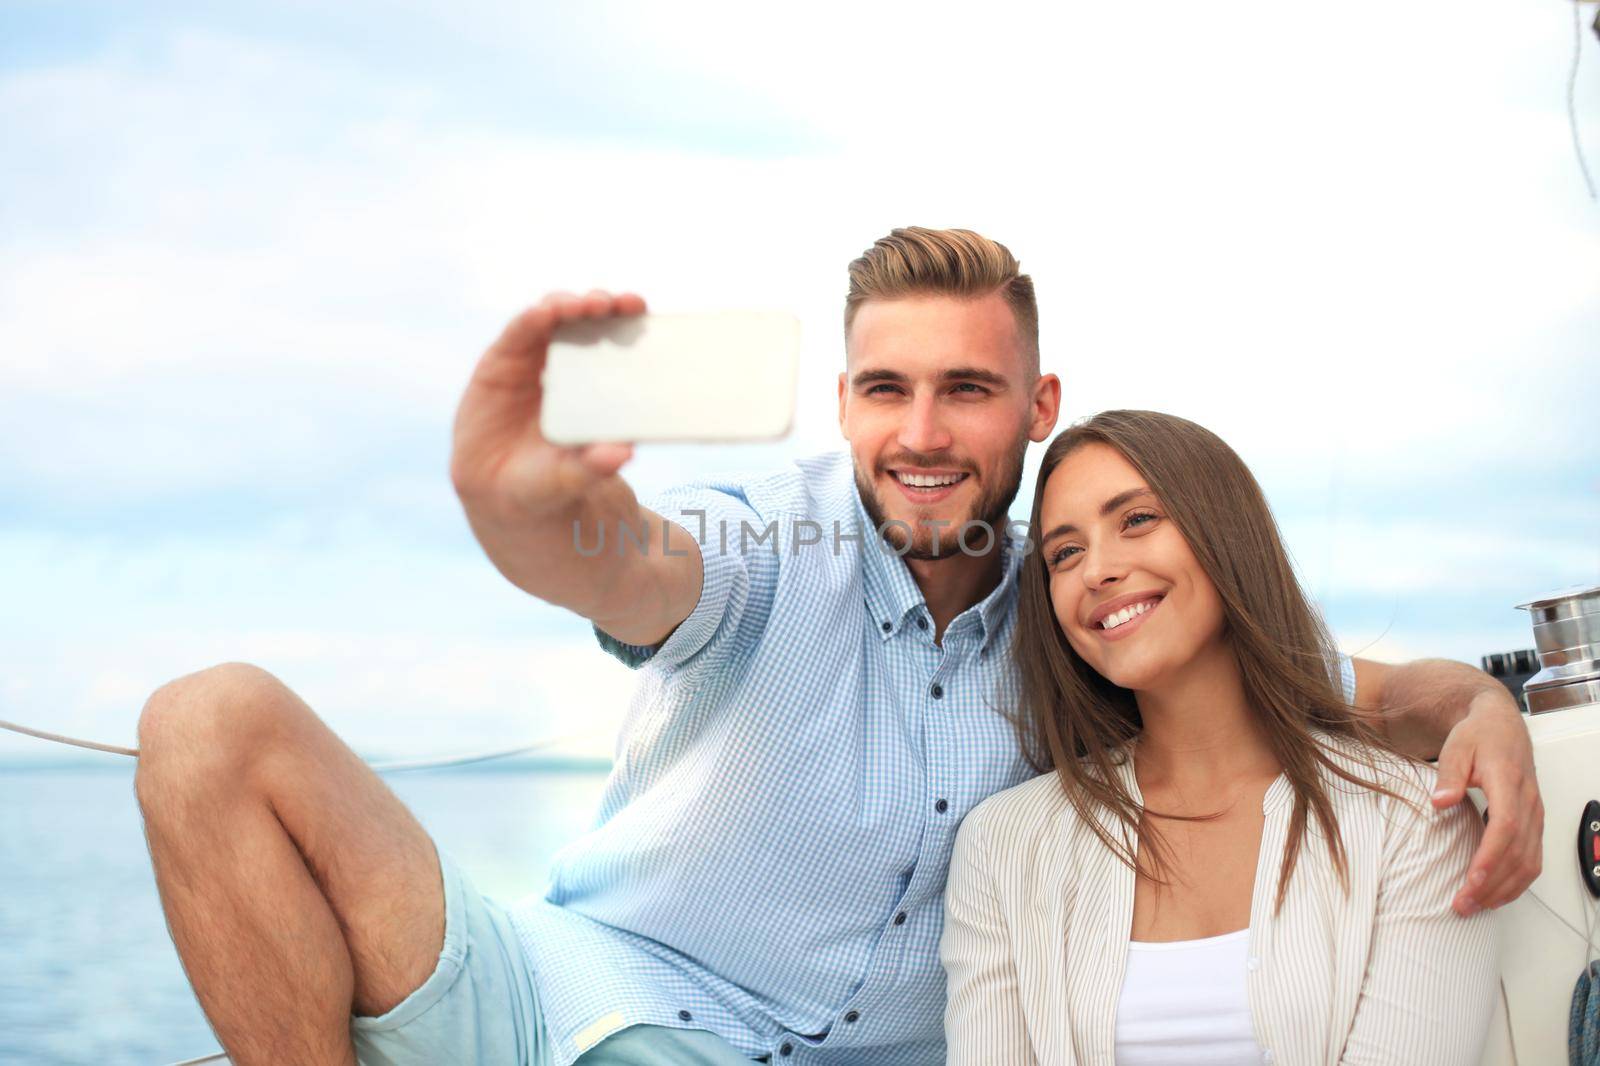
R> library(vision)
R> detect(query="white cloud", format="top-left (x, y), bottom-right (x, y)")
top-left (0, 3), bottom-right (1595, 759)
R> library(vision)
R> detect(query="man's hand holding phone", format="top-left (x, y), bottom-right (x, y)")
top-left (450, 290), bottom-right (676, 634)
top-left (451, 290), bottom-right (646, 528)
top-left (451, 290), bottom-right (804, 650)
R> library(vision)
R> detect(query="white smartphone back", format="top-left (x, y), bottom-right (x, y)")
top-left (540, 311), bottom-right (801, 444)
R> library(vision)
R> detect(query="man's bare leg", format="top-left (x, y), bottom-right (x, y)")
top-left (134, 662), bottom-right (444, 1066)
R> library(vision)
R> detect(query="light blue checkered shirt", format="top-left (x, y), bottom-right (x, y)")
top-left (508, 451), bottom-right (1354, 1065)
top-left (509, 451), bottom-right (1035, 1064)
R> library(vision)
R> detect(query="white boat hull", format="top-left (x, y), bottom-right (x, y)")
top-left (1479, 697), bottom-right (1600, 1065)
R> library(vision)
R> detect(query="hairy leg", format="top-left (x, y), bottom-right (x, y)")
top-left (134, 663), bottom-right (443, 1066)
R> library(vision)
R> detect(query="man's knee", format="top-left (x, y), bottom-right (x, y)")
top-left (135, 662), bottom-right (298, 805)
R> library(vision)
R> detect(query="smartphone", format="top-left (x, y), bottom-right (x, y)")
top-left (540, 311), bottom-right (801, 444)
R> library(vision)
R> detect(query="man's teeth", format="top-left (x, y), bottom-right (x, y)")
top-left (896, 472), bottom-right (965, 488)
top-left (1100, 600), bottom-right (1158, 630)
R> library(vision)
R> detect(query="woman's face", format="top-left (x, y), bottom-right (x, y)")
top-left (1037, 442), bottom-right (1227, 692)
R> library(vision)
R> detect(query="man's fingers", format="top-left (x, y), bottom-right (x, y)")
top-left (1458, 804), bottom-right (1517, 911)
top-left (1472, 841), bottom-right (1522, 910)
top-left (1459, 767), bottom-right (1542, 910)
top-left (476, 290), bottom-right (646, 384)
top-left (1477, 842), bottom-right (1538, 910)
top-left (581, 291), bottom-right (647, 315)
top-left (1430, 744), bottom-right (1471, 809)
top-left (453, 291), bottom-right (649, 516)
top-left (576, 442), bottom-right (635, 478)
top-left (1426, 695), bottom-right (1543, 916)
top-left (475, 293), bottom-right (583, 383)
top-left (548, 289), bottom-right (645, 322)
top-left (492, 301), bottom-right (559, 358)
top-left (543, 443), bottom-right (631, 499)
top-left (1478, 786), bottom-right (1544, 909)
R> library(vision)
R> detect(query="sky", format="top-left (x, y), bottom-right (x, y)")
top-left (1, 0), bottom-right (1597, 763)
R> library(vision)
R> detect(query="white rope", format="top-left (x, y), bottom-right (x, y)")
top-left (0, 717), bottom-right (597, 772)
top-left (0, 717), bottom-right (139, 757)
top-left (369, 731), bottom-right (592, 771)
top-left (1515, 883), bottom-right (1600, 957)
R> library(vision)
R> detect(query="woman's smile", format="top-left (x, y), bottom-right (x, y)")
top-left (1086, 591), bottom-right (1166, 643)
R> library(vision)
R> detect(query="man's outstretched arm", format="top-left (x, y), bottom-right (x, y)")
top-left (1351, 656), bottom-right (1543, 917)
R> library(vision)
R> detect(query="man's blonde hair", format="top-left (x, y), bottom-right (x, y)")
top-left (844, 226), bottom-right (1039, 372)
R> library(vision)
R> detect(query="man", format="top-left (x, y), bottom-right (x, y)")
top-left (134, 227), bottom-right (1543, 1065)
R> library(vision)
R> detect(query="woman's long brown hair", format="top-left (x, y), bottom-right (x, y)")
top-left (1014, 410), bottom-right (1410, 909)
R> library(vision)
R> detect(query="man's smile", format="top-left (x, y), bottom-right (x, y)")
top-left (887, 468), bottom-right (970, 504)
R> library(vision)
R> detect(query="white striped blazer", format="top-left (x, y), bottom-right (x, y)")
top-left (940, 740), bottom-right (1499, 1065)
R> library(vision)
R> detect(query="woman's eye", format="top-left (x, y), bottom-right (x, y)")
top-left (1124, 511), bottom-right (1158, 530)
top-left (1049, 545), bottom-right (1080, 566)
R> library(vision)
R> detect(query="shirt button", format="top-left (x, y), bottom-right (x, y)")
top-left (930, 683), bottom-right (944, 699)
top-left (893, 911), bottom-right (907, 925)
top-left (935, 798), bottom-right (949, 814)
top-left (678, 1009), bottom-right (692, 1021)
top-left (780, 1043), bottom-right (794, 1057)
top-left (916, 616), bottom-right (928, 630)
top-left (844, 1010), bottom-right (860, 1024)
top-left (1247, 955), bottom-right (1261, 971)
top-left (881, 620), bottom-right (891, 632)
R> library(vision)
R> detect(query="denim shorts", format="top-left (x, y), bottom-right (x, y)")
top-left (350, 845), bottom-right (754, 1066)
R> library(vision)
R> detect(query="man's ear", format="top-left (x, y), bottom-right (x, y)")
top-left (837, 371), bottom-right (849, 439)
top-left (1029, 373), bottom-right (1063, 442)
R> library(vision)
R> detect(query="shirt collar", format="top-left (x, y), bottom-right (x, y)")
top-left (855, 483), bottom-right (927, 639)
top-left (977, 530), bottom-right (1025, 652)
top-left (852, 481), bottom-right (1025, 652)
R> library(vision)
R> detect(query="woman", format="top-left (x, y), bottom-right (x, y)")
top-left (941, 410), bottom-right (1497, 1065)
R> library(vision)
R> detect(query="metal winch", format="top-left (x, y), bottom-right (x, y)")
top-left (1517, 582), bottom-right (1600, 714)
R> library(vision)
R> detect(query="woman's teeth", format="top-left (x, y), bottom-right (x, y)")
top-left (895, 472), bottom-right (966, 488)
top-left (1100, 599), bottom-right (1159, 630)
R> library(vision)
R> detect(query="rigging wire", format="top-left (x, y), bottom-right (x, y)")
top-left (0, 716), bottom-right (599, 772)
top-left (1570, 0), bottom-right (1598, 200)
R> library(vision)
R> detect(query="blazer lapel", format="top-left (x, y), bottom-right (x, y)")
top-left (1061, 759), bottom-right (1136, 1064)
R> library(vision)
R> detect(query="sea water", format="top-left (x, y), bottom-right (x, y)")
top-left (0, 762), bottom-right (609, 1065)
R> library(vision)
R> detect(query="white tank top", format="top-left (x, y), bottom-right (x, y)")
top-left (1114, 928), bottom-right (1266, 1065)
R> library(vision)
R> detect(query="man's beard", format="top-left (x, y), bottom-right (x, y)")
top-left (854, 432), bottom-right (1029, 561)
